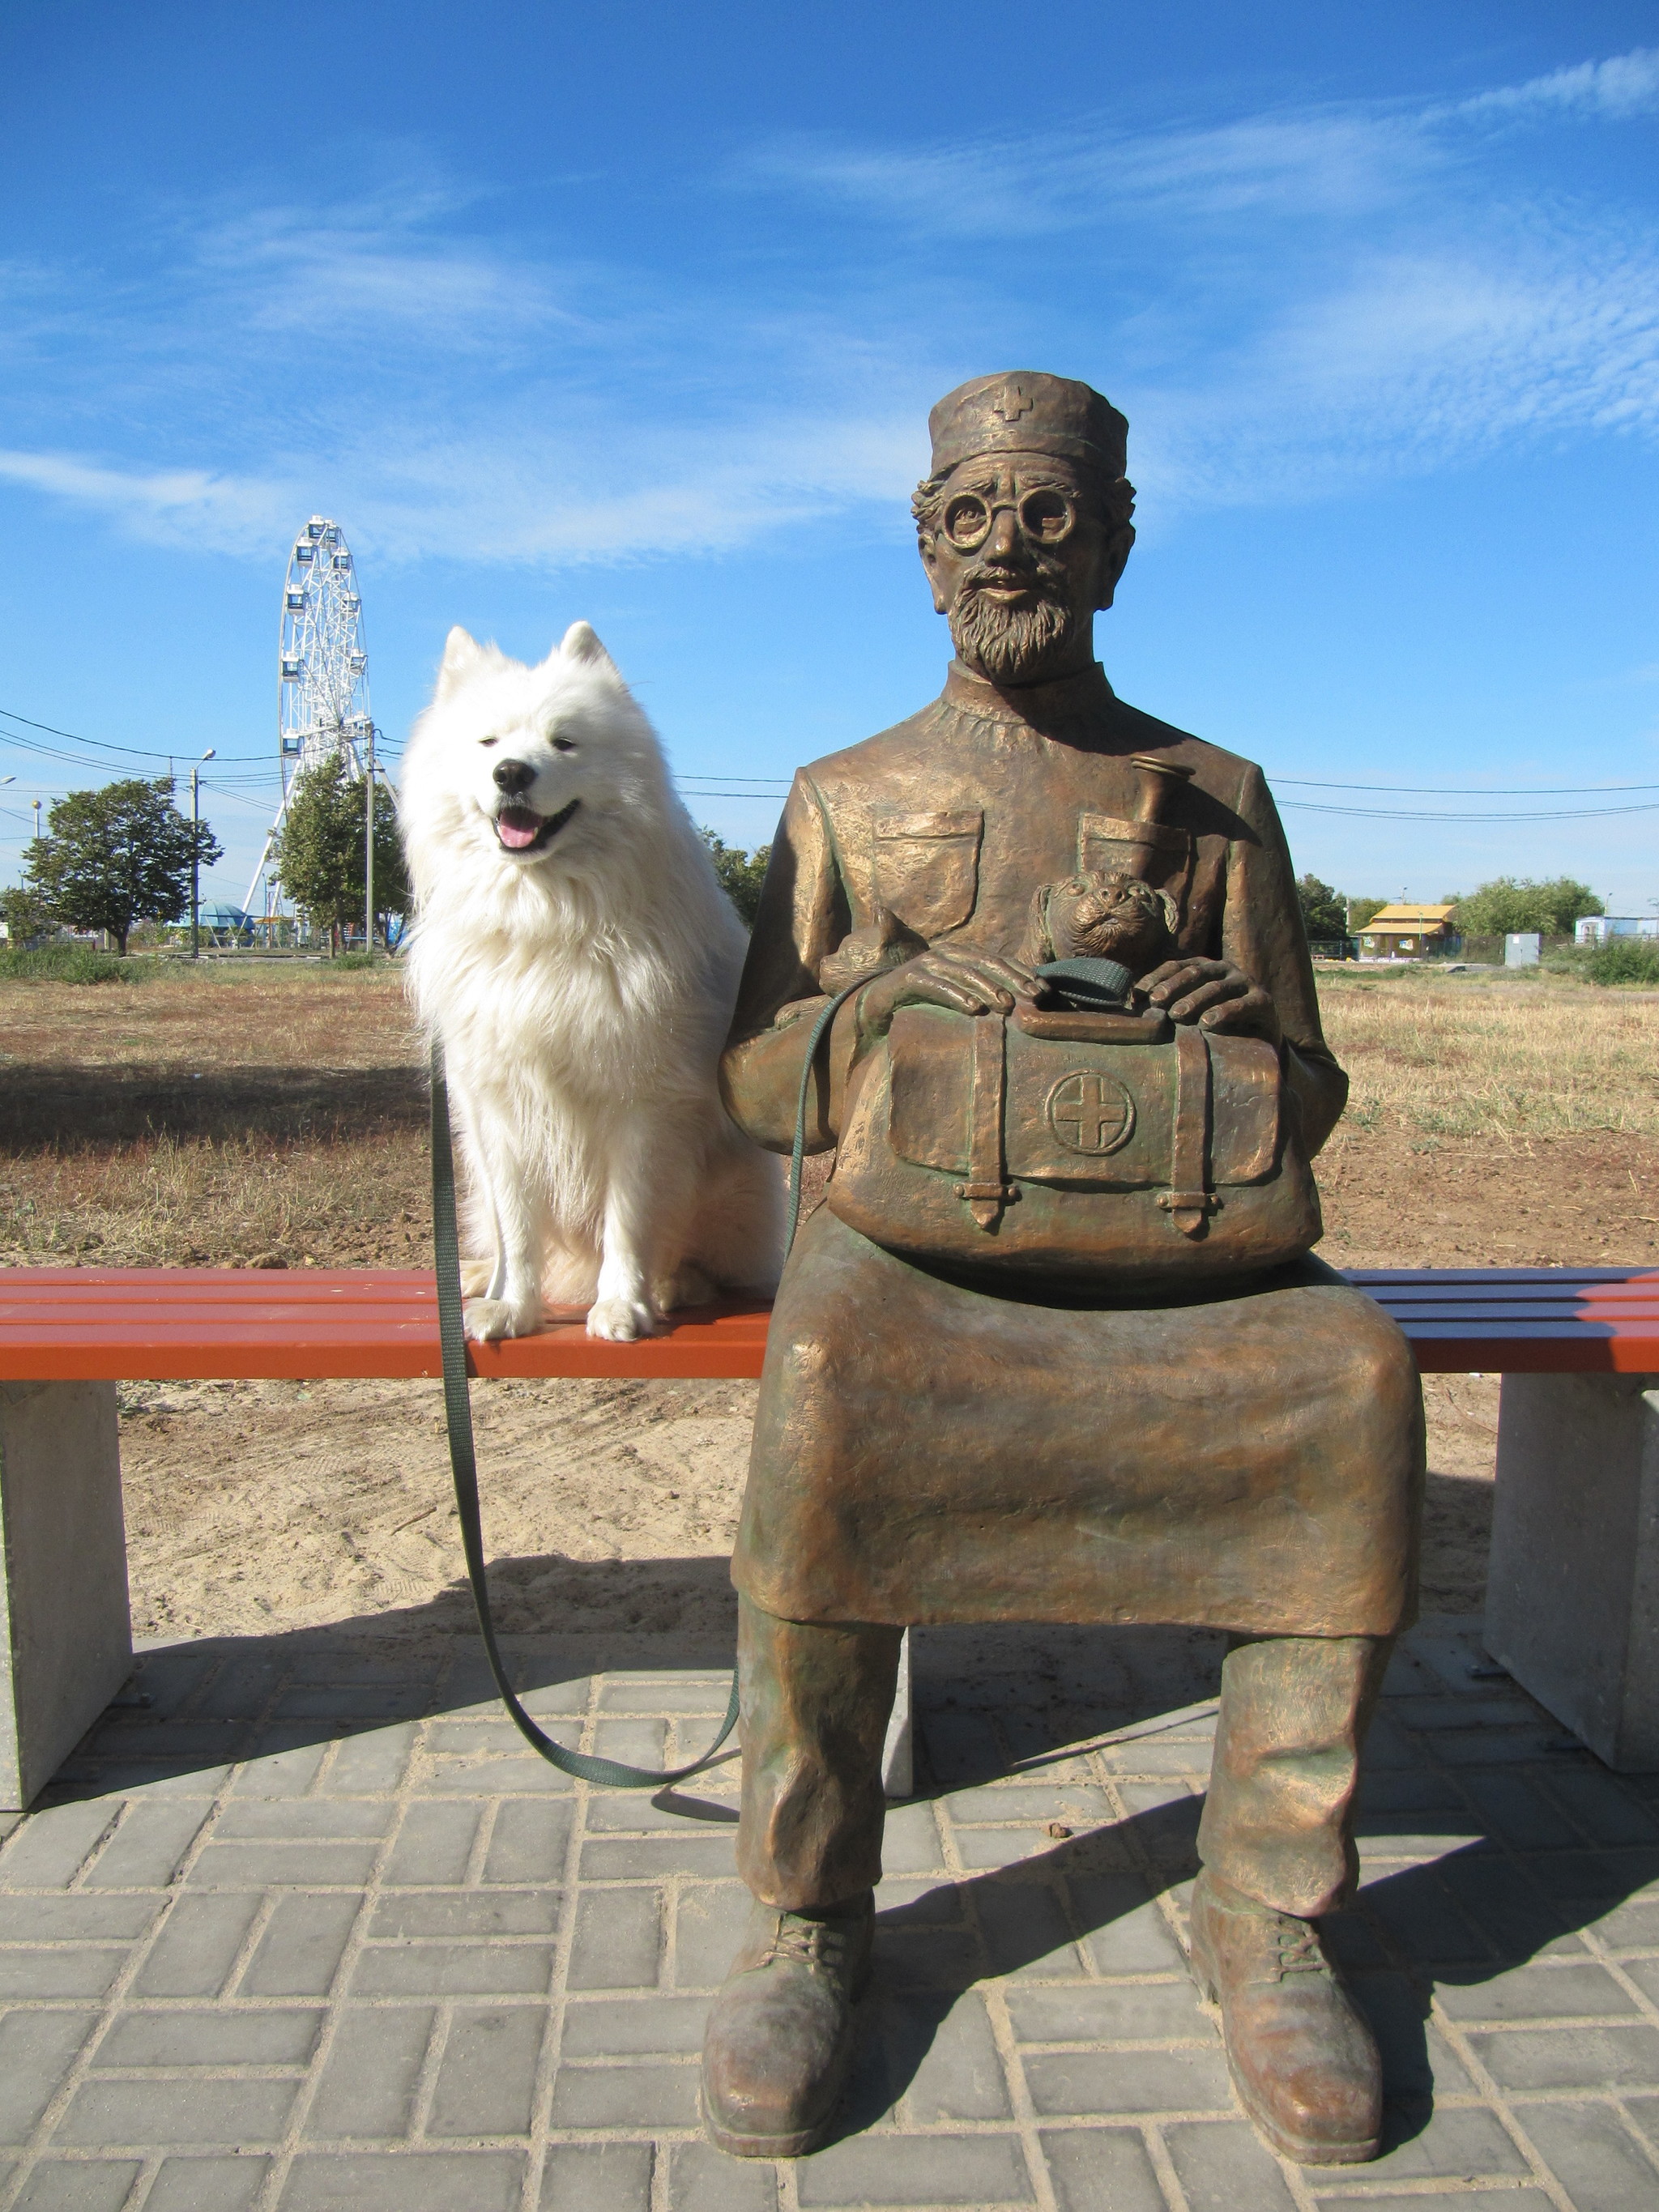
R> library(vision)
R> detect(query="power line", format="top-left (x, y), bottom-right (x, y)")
top-left (6, 692), bottom-right (1659, 817)
top-left (1270, 777), bottom-right (1659, 795)
top-left (1277, 800), bottom-right (1659, 821)
top-left (0, 706), bottom-right (270, 767)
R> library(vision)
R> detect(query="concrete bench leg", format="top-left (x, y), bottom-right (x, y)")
top-left (0, 1381), bottom-right (131, 1810)
top-left (882, 1628), bottom-right (914, 1799)
top-left (1485, 1372), bottom-right (1659, 1771)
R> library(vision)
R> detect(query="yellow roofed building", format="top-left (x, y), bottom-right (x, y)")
top-left (1355, 903), bottom-right (1458, 961)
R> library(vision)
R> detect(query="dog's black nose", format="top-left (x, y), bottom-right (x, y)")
top-left (493, 759), bottom-right (535, 795)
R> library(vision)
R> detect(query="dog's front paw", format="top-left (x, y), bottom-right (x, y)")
top-left (463, 1296), bottom-right (539, 1342)
top-left (586, 1295), bottom-right (662, 1342)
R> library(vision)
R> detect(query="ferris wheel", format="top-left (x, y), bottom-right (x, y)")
top-left (244, 517), bottom-right (373, 918)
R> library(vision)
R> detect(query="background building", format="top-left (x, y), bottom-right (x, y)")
top-left (1576, 916), bottom-right (1659, 944)
top-left (1355, 903), bottom-right (1459, 960)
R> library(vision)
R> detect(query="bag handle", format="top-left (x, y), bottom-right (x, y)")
top-left (784, 979), bottom-right (868, 1252)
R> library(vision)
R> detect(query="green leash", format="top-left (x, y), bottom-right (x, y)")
top-left (429, 983), bottom-right (859, 1787)
top-left (430, 1040), bottom-right (739, 1789)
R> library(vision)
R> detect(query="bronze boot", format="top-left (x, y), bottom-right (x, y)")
top-left (1188, 1870), bottom-right (1383, 2165)
top-left (701, 1892), bottom-right (874, 2159)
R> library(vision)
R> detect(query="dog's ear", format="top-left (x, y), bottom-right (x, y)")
top-left (437, 626), bottom-right (484, 700)
top-left (560, 621), bottom-right (621, 677)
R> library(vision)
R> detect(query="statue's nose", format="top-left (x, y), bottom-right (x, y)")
top-left (493, 759), bottom-right (535, 795)
top-left (987, 505), bottom-right (1021, 558)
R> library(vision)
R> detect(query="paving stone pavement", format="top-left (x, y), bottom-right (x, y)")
top-left (2, 1613), bottom-right (1659, 2210)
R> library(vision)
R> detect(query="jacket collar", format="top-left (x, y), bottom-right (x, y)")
top-left (941, 658), bottom-right (1116, 723)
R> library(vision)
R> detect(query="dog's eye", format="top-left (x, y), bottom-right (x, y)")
top-left (480, 736), bottom-right (499, 748)
top-left (552, 737), bottom-right (576, 753)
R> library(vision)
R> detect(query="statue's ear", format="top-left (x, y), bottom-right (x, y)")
top-left (919, 539), bottom-right (949, 616)
top-left (1095, 520), bottom-right (1137, 611)
top-left (561, 620), bottom-right (621, 677)
top-left (437, 625), bottom-right (483, 700)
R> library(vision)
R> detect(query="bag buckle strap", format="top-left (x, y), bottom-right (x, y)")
top-left (957, 1012), bottom-right (1018, 1229)
top-left (1163, 1025), bottom-right (1218, 1239)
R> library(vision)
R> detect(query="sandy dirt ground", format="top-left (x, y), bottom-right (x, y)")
top-left (3, 958), bottom-right (1651, 1647)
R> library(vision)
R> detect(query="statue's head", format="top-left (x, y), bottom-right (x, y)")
top-left (913, 372), bottom-right (1136, 685)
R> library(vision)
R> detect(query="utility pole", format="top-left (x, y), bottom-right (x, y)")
top-left (32, 799), bottom-right (41, 845)
top-left (365, 723), bottom-right (376, 956)
top-left (190, 749), bottom-right (215, 960)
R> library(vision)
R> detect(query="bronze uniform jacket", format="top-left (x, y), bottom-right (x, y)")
top-left (714, 660), bottom-right (1418, 1640)
top-left (721, 659), bottom-right (1346, 1158)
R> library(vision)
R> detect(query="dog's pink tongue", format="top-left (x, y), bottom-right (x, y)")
top-left (497, 808), bottom-right (542, 850)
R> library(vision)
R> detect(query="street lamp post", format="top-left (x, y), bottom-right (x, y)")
top-left (365, 723), bottom-right (377, 957)
top-left (190, 749), bottom-right (215, 961)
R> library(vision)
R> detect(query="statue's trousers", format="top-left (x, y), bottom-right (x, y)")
top-left (736, 1603), bottom-right (1392, 1918)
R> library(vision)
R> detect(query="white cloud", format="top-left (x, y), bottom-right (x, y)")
top-left (740, 105), bottom-right (1435, 238)
top-left (2, 49), bottom-right (1658, 569)
top-left (744, 46), bottom-right (1659, 240)
top-left (188, 198), bottom-right (582, 347)
top-left (1454, 46), bottom-right (1659, 123)
top-left (0, 450), bottom-right (294, 554)
top-left (0, 399), bottom-right (931, 570)
top-left (1128, 220), bottom-right (1659, 510)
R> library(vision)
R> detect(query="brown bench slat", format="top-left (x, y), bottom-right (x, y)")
top-left (1, 1268), bottom-right (1655, 1382)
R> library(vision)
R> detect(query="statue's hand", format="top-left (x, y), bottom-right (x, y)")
top-left (855, 944), bottom-right (1040, 1042)
top-left (1137, 957), bottom-right (1281, 1044)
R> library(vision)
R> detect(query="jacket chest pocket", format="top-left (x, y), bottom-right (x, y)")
top-left (872, 808), bottom-right (983, 938)
top-left (1077, 812), bottom-right (1194, 915)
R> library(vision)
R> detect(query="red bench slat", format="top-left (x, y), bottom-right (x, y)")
top-left (0, 1267), bottom-right (1655, 1382)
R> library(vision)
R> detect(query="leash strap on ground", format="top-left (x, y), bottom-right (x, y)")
top-left (429, 1039), bottom-right (740, 1789)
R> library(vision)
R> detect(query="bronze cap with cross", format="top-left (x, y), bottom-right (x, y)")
top-left (927, 370), bottom-right (1129, 479)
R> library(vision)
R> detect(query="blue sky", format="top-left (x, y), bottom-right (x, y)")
top-left (2, 2), bottom-right (1657, 914)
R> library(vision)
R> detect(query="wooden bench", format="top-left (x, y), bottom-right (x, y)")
top-left (2, 1265), bottom-right (1656, 1807)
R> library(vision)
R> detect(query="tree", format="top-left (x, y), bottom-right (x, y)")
top-left (24, 778), bottom-right (221, 956)
top-left (273, 757), bottom-right (410, 950)
top-left (1347, 897), bottom-right (1387, 931)
top-left (1449, 876), bottom-right (1603, 937)
top-left (1294, 875), bottom-right (1348, 941)
top-left (0, 883), bottom-right (56, 948)
top-left (701, 830), bottom-right (771, 927)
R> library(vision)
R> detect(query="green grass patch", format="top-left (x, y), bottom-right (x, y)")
top-left (1583, 939), bottom-right (1659, 987)
top-left (0, 946), bottom-right (157, 985)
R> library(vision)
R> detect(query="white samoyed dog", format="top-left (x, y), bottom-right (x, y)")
top-left (401, 620), bottom-right (783, 1343)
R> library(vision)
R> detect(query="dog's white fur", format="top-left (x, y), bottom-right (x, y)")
top-left (401, 620), bottom-right (782, 1342)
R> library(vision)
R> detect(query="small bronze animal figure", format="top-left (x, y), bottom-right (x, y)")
top-left (1023, 867), bottom-right (1180, 978)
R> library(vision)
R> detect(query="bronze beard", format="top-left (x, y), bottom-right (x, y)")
top-left (948, 569), bottom-right (1077, 684)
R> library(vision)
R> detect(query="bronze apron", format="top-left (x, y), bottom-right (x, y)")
top-left (733, 1205), bottom-right (1422, 1639)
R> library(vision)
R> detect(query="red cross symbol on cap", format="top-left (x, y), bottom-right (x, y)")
top-left (991, 382), bottom-right (1034, 424)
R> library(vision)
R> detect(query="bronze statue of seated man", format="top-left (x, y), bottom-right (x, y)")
top-left (702, 372), bottom-right (1424, 2167)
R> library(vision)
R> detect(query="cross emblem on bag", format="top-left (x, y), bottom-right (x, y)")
top-left (1047, 1070), bottom-right (1135, 1156)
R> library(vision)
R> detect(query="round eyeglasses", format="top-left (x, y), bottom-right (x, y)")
top-left (940, 486), bottom-right (1077, 552)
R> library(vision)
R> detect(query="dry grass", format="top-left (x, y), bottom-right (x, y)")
top-left (0, 961), bottom-right (430, 1268)
top-left (1319, 970), bottom-right (1659, 1142)
top-left (2, 960), bottom-right (1657, 1268)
